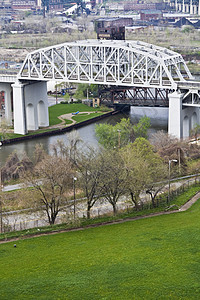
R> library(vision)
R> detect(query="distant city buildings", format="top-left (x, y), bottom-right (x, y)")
top-left (12, 1), bottom-right (37, 10)
top-left (95, 17), bottom-right (133, 40)
top-left (164, 0), bottom-right (200, 15)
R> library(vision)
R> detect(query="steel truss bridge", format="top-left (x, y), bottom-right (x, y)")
top-left (1, 38), bottom-right (200, 138)
top-left (98, 85), bottom-right (171, 107)
top-left (17, 39), bottom-right (196, 106)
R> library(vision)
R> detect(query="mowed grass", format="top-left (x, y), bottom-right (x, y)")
top-left (0, 201), bottom-right (200, 300)
top-left (49, 103), bottom-right (100, 126)
top-left (72, 112), bottom-right (103, 123)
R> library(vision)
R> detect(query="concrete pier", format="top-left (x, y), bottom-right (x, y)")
top-left (12, 81), bottom-right (49, 135)
top-left (168, 91), bottom-right (200, 139)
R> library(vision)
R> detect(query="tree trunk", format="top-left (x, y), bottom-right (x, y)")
top-left (87, 205), bottom-right (91, 219)
top-left (112, 203), bottom-right (117, 216)
top-left (130, 192), bottom-right (139, 211)
top-left (151, 196), bottom-right (157, 208)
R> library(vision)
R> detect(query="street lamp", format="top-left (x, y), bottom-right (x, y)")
top-left (73, 177), bottom-right (77, 220)
top-left (168, 159), bottom-right (178, 204)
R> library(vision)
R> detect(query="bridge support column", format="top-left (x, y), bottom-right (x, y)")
top-left (12, 80), bottom-right (49, 135)
top-left (168, 91), bottom-right (184, 139)
top-left (12, 81), bottom-right (27, 135)
top-left (24, 81), bottom-right (49, 131)
top-left (169, 91), bottom-right (200, 139)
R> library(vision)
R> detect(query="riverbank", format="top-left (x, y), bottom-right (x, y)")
top-left (2, 110), bottom-right (119, 146)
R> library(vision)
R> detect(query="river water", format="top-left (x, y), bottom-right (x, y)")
top-left (0, 107), bottom-right (168, 164)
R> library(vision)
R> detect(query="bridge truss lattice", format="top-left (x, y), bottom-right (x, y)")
top-left (18, 39), bottom-right (193, 90)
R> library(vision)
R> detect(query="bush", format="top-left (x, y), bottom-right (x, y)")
top-left (60, 101), bottom-right (69, 104)
top-left (99, 105), bottom-right (110, 112)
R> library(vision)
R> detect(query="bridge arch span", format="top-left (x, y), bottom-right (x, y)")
top-left (18, 39), bottom-right (192, 90)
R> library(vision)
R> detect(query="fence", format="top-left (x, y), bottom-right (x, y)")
top-left (143, 176), bottom-right (200, 210)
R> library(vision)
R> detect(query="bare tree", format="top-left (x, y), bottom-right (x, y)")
top-left (24, 155), bottom-right (73, 225)
top-left (76, 147), bottom-right (103, 219)
top-left (33, 144), bottom-right (46, 165)
top-left (1, 152), bottom-right (33, 183)
top-left (99, 150), bottom-right (127, 215)
top-left (150, 130), bottom-right (178, 152)
top-left (51, 132), bottom-right (83, 165)
top-left (146, 185), bottom-right (164, 208)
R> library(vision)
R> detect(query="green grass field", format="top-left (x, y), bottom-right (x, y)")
top-left (72, 112), bottom-right (103, 123)
top-left (0, 198), bottom-right (200, 299)
top-left (49, 103), bottom-right (100, 126)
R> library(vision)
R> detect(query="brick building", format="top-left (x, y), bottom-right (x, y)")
top-left (95, 17), bottom-right (133, 40)
top-left (140, 10), bottom-right (163, 21)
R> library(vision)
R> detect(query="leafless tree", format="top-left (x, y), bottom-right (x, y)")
top-left (76, 147), bottom-right (103, 219)
top-left (99, 150), bottom-right (127, 215)
top-left (24, 155), bottom-right (73, 225)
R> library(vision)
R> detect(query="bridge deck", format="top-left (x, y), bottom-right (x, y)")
top-left (177, 81), bottom-right (200, 90)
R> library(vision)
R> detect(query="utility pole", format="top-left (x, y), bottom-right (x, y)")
top-left (73, 177), bottom-right (77, 220)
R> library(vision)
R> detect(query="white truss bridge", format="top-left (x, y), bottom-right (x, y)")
top-left (1, 39), bottom-right (200, 139)
top-left (18, 39), bottom-right (193, 90)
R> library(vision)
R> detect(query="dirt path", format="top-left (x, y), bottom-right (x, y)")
top-left (0, 192), bottom-right (199, 244)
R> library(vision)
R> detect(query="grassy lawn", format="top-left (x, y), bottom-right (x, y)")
top-left (169, 184), bottom-right (200, 207)
top-left (65, 119), bottom-right (73, 125)
top-left (72, 112), bottom-right (103, 123)
top-left (0, 197), bottom-right (200, 299)
top-left (49, 103), bottom-right (100, 126)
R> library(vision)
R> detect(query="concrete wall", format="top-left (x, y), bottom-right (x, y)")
top-left (130, 106), bottom-right (168, 127)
